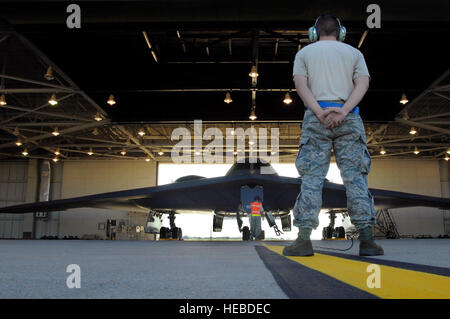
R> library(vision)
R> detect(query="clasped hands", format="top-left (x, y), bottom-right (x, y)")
top-left (317, 107), bottom-right (349, 129)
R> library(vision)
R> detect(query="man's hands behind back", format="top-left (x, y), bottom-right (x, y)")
top-left (316, 107), bottom-right (348, 129)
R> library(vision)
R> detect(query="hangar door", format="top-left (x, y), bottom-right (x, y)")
top-left (0, 161), bottom-right (27, 239)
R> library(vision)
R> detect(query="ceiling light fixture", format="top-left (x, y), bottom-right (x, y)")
top-left (400, 93), bottom-right (408, 105)
top-left (158, 151), bottom-right (164, 156)
top-left (445, 155), bottom-right (449, 161)
top-left (87, 148), bottom-right (94, 156)
top-left (413, 146), bottom-right (420, 155)
top-left (138, 129), bottom-right (146, 137)
top-left (283, 92), bottom-right (293, 104)
top-left (107, 94), bottom-right (116, 106)
top-left (409, 127), bottom-right (417, 135)
top-left (380, 147), bottom-right (386, 155)
top-left (94, 113), bottom-right (103, 122)
top-left (249, 109), bottom-right (257, 121)
top-left (249, 65), bottom-right (259, 78)
top-left (44, 66), bottom-right (55, 81)
top-left (48, 94), bottom-right (58, 106)
top-left (15, 139), bottom-right (22, 147)
top-left (145, 158), bottom-right (151, 162)
top-left (22, 149), bottom-right (28, 156)
top-left (224, 92), bottom-right (233, 104)
top-left (446, 147), bottom-right (450, 155)
top-left (52, 157), bottom-right (59, 163)
top-left (0, 94), bottom-right (6, 106)
top-left (120, 148), bottom-right (126, 156)
top-left (54, 148), bottom-right (60, 156)
top-left (52, 128), bottom-right (60, 136)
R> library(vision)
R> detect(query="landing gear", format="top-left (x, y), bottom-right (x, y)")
top-left (281, 214), bottom-right (292, 232)
top-left (242, 226), bottom-right (251, 241)
top-left (159, 211), bottom-right (183, 240)
top-left (322, 210), bottom-right (347, 240)
top-left (213, 214), bottom-right (224, 232)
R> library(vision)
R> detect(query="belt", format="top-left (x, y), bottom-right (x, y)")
top-left (306, 101), bottom-right (360, 115)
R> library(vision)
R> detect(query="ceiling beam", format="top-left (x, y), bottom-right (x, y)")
top-left (396, 118), bottom-right (450, 135)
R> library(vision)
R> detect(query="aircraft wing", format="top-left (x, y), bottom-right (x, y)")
top-left (0, 174), bottom-right (449, 215)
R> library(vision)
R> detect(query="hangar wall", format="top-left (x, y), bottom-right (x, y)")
top-left (58, 160), bottom-right (158, 239)
top-left (0, 160), bottom-right (158, 239)
top-left (369, 159), bottom-right (448, 237)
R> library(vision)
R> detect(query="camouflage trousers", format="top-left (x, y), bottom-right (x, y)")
top-left (293, 108), bottom-right (376, 230)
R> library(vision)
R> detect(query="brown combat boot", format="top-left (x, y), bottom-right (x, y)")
top-left (282, 237), bottom-right (314, 256)
top-left (359, 227), bottom-right (384, 256)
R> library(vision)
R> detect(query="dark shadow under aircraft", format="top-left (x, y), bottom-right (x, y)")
top-left (0, 159), bottom-right (449, 240)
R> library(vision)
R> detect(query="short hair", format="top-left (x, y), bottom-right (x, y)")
top-left (254, 196), bottom-right (260, 201)
top-left (316, 14), bottom-right (340, 38)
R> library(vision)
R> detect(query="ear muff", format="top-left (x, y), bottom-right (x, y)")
top-left (308, 16), bottom-right (320, 43)
top-left (335, 17), bottom-right (346, 42)
top-left (308, 26), bottom-right (319, 43)
top-left (309, 15), bottom-right (346, 43)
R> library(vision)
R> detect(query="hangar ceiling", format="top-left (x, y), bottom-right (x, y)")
top-left (0, 1), bottom-right (449, 162)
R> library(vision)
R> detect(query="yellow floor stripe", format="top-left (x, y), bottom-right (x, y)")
top-left (265, 245), bottom-right (450, 299)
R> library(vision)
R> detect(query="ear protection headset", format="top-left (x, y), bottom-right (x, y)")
top-left (308, 15), bottom-right (346, 43)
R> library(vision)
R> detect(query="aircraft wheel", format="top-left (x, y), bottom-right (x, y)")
top-left (337, 226), bottom-right (345, 239)
top-left (323, 227), bottom-right (333, 239)
top-left (171, 227), bottom-right (183, 240)
top-left (160, 227), bottom-right (169, 239)
top-left (242, 226), bottom-right (251, 241)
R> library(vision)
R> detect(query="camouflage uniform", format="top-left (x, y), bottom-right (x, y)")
top-left (293, 108), bottom-right (376, 230)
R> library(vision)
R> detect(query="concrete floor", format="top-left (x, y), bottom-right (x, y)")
top-left (0, 240), bottom-right (287, 299)
top-left (0, 239), bottom-right (448, 299)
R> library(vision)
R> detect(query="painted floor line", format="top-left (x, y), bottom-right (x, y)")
top-left (264, 245), bottom-right (450, 299)
top-left (255, 246), bottom-right (378, 299)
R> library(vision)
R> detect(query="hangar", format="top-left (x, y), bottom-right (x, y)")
top-left (0, 1), bottom-right (449, 242)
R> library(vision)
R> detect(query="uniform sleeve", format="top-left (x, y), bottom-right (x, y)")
top-left (293, 50), bottom-right (308, 77)
top-left (353, 50), bottom-right (370, 79)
